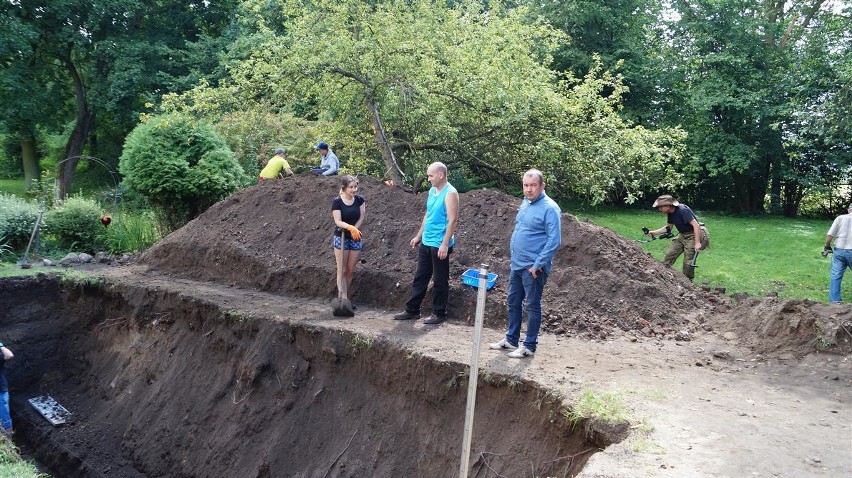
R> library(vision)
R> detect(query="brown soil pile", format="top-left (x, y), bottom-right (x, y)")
top-left (141, 174), bottom-right (719, 339)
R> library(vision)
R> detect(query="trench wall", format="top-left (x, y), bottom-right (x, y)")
top-left (0, 275), bottom-right (597, 477)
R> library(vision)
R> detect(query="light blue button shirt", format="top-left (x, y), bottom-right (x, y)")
top-left (510, 191), bottom-right (562, 272)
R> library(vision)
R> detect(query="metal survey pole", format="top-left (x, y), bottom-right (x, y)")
top-left (459, 264), bottom-right (488, 478)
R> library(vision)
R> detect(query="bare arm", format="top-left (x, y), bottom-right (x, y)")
top-left (410, 212), bottom-right (427, 248)
top-left (648, 223), bottom-right (674, 236)
top-left (689, 218), bottom-right (702, 251)
top-left (332, 210), bottom-right (347, 229)
top-left (355, 204), bottom-right (365, 229)
top-left (438, 190), bottom-right (459, 259)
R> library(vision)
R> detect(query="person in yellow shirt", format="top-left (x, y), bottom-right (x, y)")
top-left (258, 148), bottom-right (294, 181)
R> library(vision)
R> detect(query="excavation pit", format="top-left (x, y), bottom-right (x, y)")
top-left (1, 274), bottom-right (617, 477)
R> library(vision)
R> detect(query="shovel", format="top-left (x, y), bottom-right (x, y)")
top-left (331, 230), bottom-right (355, 317)
top-left (18, 210), bottom-right (44, 269)
top-left (689, 250), bottom-right (700, 268)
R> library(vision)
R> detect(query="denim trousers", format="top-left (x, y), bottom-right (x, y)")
top-left (405, 244), bottom-right (452, 318)
top-left (829, 248), bottom-right (852, 303)
top-left (505, 268), bottom-right (548, 352)
top-left (0, 390), bottom-right (11, 430)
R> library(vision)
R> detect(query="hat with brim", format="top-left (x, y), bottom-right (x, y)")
top-left (652, 195), bottom-right (679, 208)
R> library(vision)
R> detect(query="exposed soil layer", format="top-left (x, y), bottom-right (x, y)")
top-left (2, 275), bottom-right (600, 478)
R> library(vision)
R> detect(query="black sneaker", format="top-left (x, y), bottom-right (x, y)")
top-left (422, 314), bottom-right (446, 325)
top-left (393, 311), bottom-right (420, 320)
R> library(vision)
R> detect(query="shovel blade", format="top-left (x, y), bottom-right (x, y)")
top-left (331, 297), bottom-right (354, 317)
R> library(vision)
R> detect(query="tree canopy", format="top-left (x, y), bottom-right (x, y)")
top-left (168, 0), bottom-right (685, 202)
top-left (1, 0), bottom-right (848, 215)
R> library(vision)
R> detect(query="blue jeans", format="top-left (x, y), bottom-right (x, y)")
top-left (505, 268), bottom-right (548, 352)
top-left (0, 390), bottom-right (11, 430)
top-left (829, 248), bottom-right (852, 302)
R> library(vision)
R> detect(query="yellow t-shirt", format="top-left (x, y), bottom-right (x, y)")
top-left (259, 155), bottom-right (291, 179)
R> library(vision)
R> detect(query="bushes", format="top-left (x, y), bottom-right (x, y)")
top-left (119, 114), bottom-right (248, 228)
top-left (44, 196), bottom-right (103, 249)
top-left (0, 194), bottom-right (42, 249)
top-left (0, 192), bottom-right (167, 256)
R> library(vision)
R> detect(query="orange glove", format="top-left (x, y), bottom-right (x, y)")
top-left (345, 225), bottom-right (361, 241)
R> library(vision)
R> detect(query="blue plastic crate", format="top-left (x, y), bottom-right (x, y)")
top-left (461, 269), bottom-right (498, 290)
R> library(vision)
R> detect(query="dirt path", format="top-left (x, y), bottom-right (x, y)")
top-left (91, 266), bottom-right (852, 478)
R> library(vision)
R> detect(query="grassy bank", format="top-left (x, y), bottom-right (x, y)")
top-left (0, 438), bottom-right (47, 477)
top-left (573, 206), bottom-right (834, 302)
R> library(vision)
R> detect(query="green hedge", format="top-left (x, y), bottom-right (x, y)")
top-left (0, 194), bottom-right (42, 249)
top-left (44, 196), bottom-right (103, 249)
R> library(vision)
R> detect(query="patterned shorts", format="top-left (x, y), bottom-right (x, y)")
top-left (333, 235), bottom-right (363, 251)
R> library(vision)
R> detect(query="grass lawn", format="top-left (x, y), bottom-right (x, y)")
top-left (0, 180), bottom-right (25, 197)
top-left (571, 205), bottom-right (835, 302)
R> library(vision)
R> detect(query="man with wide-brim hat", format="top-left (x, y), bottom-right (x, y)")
top-left (645, 194), bottom-right (704, 281)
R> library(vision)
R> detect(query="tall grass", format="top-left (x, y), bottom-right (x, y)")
top-left (574, 206), bottom-right (835, 302)
top-left (99, 211), bottom-right (167, 254)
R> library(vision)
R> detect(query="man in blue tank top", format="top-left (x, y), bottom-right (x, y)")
top-left (394, 162), bottom-right (460, 324)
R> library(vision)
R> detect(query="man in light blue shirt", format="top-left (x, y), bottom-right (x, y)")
top-left (490, 169), bottom-right (561, 358)
top-left (311, 142), bottom-right (339, 176)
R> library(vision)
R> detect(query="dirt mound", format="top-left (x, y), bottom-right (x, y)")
top-left (140, 174), bottom-right (717, 339)
top-left (712, 297), bottom-right (852, 357)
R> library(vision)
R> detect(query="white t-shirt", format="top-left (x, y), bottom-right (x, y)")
top-left (827, 213), bottom-right (852, 249)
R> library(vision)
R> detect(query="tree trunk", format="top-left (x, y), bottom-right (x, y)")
top-left (58, 51), bottom-right (95, 199)
top-left (731, 166), bottom-right (769, 214)
top-left (21, 136), bottom-right (39, 191)
top-left (769, 175), bottom-right (782, 214)
top-left (365, 93), bottom-right (404, 186)
top-left (781, 179), bottom-right (805, 217)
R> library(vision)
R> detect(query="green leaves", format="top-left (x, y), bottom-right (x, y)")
top-left (173, 0), bottom-right (683, 202)
top-left (119, 114), bottom-right (247, 227)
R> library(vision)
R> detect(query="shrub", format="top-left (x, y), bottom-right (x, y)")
top-left (119, 114), bottom-right (248, 228)
top-left (44, 196), bottom-right (103, 249)
top-left (0, 194), bottom-right (42, 250)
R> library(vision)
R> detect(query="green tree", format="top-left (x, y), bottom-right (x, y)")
top-left (659, 0), bottom-right (850, 214)
top-left (118, 114), bottom-right (247, 227)
top-left (0, 0), bottom-right (239, 198)
top-left (519, 0), bottom-right (664, 124)
top-left (173, 0), bottom-right (685, 202)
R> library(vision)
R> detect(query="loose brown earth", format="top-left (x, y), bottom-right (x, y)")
top-left (2, 174), bottom-right (850, 477)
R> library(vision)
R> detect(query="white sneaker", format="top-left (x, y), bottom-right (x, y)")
top-left (489, 338), bottom-right (516, 350)
top-left (507, 345), bottom-right (535, 358)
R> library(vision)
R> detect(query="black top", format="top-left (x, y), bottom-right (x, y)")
top-left (332, 195), bottom-right (365, 239)
top-left (667, 204), bottom-right (698, 234)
